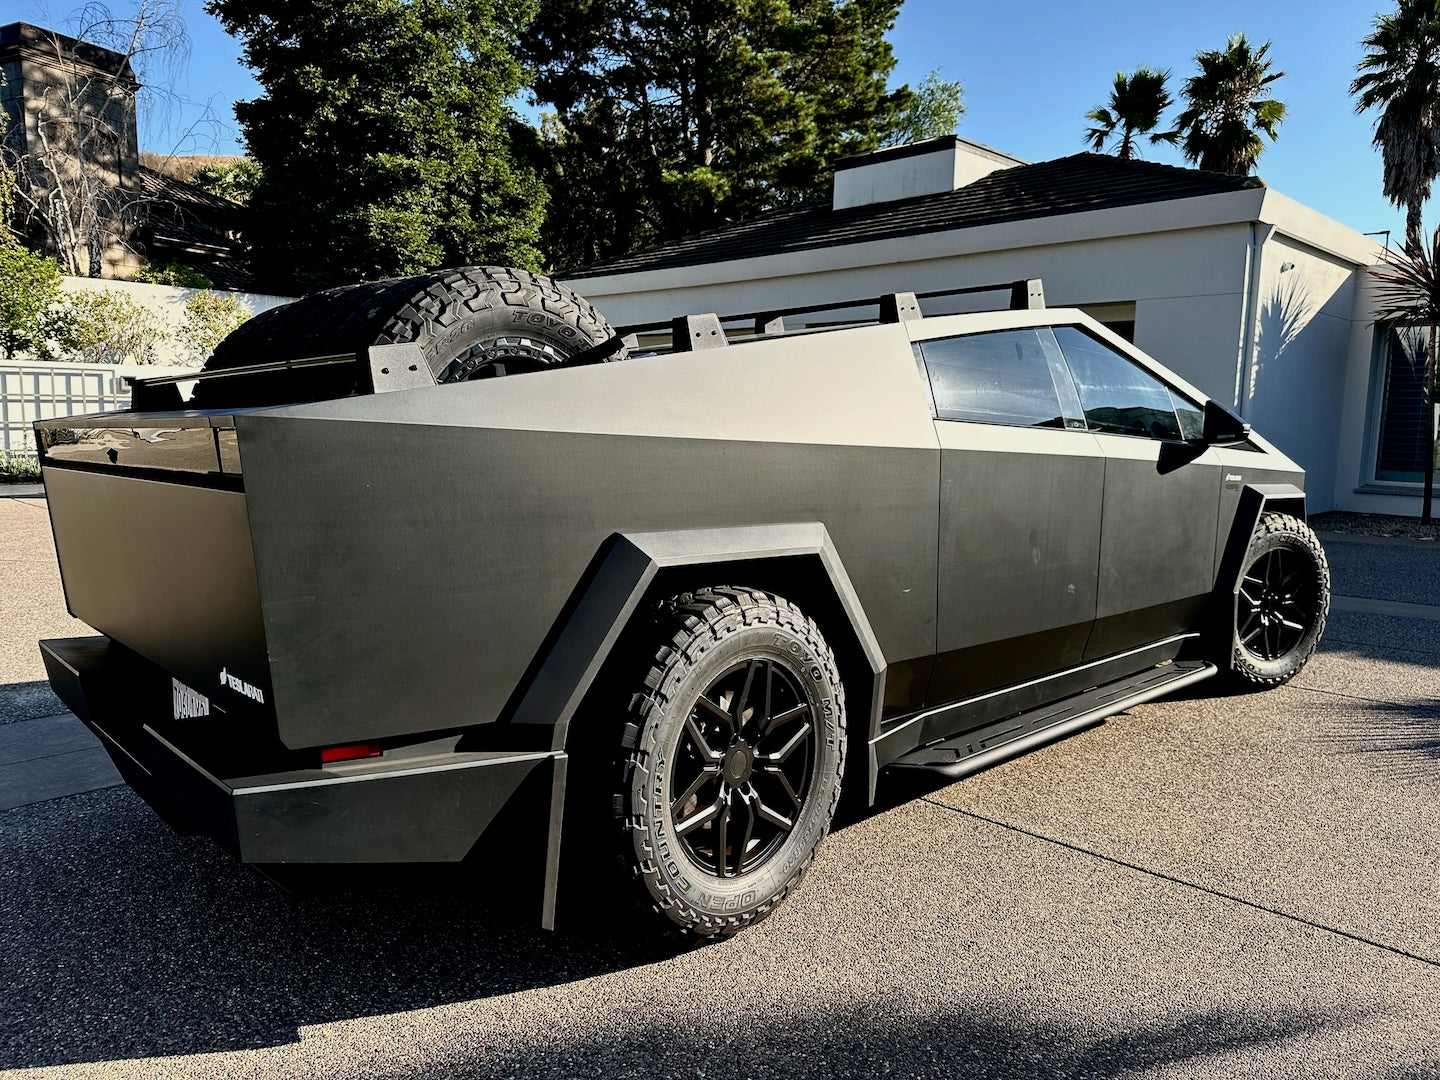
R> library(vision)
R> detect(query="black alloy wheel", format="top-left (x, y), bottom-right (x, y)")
top-left (1236, 547), bottom-right (1318, 662)
top-left (670, 657), bottom-right (817, 879)
top-left (1229, 512), bottom-right (1330, 687)
top-left (619, 587), bottom-right (847, 938)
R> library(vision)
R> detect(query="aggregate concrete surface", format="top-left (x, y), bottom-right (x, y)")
top-left (2, 495), bottom-right (1438, 1079)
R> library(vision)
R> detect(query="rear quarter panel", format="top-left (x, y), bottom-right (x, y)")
top-left (237, 326), bottom-right (941, 749)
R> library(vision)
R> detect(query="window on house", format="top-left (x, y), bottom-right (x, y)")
top-left (1375, 326), bottom-right (1434, 483)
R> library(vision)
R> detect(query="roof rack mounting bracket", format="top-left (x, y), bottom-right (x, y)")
top-left (1010, 279), bottom-right (1045, 310)
top-left (879, 292), bottom-right (922, 323)
top-left (671, 314), bottom-right (727, 352)
top-left (755, 314), bottom-right (785, 336)
top-left (366, 343), bottom-right (436, 393)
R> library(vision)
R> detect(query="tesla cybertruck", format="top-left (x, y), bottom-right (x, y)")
top-left (34, 267), bottom-right (1329, 938)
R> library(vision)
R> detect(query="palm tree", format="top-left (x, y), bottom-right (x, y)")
top-left (1351, 1), bottom-right (1440, 257)
top-left (1083, 69), bottom-right (1177, 159)
top-left (1174, 33), bottom-right (1286, 175)
top-left (1372, 226), bottom-right (1440, 522)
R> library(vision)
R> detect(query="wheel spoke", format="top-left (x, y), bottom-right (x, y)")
top-left (750, 786), bottom-right (794, 832)
top-left (715, 796), bottom-right (732, 876)
top-left (761, 721), bottom-right (812, 765)
top-left (1238, 585), bottom-right (1260, 608)
top-left (695, 693), bottom-right (734, 736)
top-left (761, 764), bottom-right (803, 811)
top-left (671, 765), bottom-right (720, 816)
top-left (1238, 608), bottom-right (1261, 635)
top-left (760, 703), bottom-right (810, 740)
top-left (732, 792), bottom-right (755, 877)
top-left (685, 715), bottom-right (724, 763)
top-left (1241, 623), bottom-right (1265, 646)
top-left (733, 660), bottom-right (761, 730)
top-left (676, 793), bottom-right (725, 837)
top-left (1279, 617), bottom-right (1305, 633)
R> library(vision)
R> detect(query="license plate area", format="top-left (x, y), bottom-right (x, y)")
top-left (173, 678), bottom-right (211, 720)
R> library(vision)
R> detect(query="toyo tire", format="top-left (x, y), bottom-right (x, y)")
top-left (1228, 512), bottom-right (1330, 688)
top-left (618, 587), bottom-right (847, 939)
top-left (202, 265), bottom-right (626, 384)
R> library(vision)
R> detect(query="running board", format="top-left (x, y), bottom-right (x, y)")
top-left (888, 660), bottom-right (1217, 779)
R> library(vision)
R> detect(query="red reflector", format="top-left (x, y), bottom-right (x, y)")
top-left (321, 743), bottom-right (382, 764)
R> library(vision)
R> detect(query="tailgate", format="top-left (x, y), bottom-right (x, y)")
top-left (36, 412), bottom-right (274, 730)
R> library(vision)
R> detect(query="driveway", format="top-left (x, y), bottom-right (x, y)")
top-left (2, 487), bottom-right (1437, 1079)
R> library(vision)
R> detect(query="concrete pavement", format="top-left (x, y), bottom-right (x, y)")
top-left (3, 493), bottom-right (1438, 1078)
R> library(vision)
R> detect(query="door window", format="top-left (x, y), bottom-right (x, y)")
top-left (1053, 327), bottom-right (1188, 441)
top-left (917, 328), bottom-right (1085, 429)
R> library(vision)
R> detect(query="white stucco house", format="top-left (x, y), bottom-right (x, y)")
top-left (562, 136), bottom-right (1422, 517)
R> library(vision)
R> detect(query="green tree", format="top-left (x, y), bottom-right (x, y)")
top-left (0, 243), bottom-right (67, 360)
top-left (206, 0), bottom-right (547, 294)
top-left (882, 69), bottom-right (964, 147)
top-left (524, 0), bottom-right (909, 269)
top-left (1174, 33), bottom-right (1286, 175)
top-left (60, 290), bottom-right (172, 364)
top-left (1352, 1), bottom-right (1440, 257)
top-left (1083, 68), bottom-right (1176, 159)
top-left (178, 291), bottom-right (252, 362)
top-left (188, 159), bottom-right (263, 206)
top-left (1373, 226), bottom-right (1440, 523)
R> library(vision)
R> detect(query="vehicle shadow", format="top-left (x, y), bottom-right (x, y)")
top-left (0, 786), bottom-right (680, 1068)
top-left (391, 1002), bottom-right (1344, 1080)
top-left (0, 777), bottom-right (1349, 1075)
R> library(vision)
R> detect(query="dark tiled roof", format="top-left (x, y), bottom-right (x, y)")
top-left (565, 153), bottom-right (1264, 279)
top-left (135, 166), bottom-right (250, 289)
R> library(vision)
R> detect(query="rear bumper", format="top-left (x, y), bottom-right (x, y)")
top-left (41, 637), bottom-right (567, 924)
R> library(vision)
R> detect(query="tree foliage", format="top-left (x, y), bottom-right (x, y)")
top-left (207, 0), bottom-right (547, 294)
top-left (1083, 68), bottom-right (1176, 160)
top-left (1372, 226), bottom-right (1440, 522)
top-left (524, 0), bottom-right (909, 270)
top-left (0, 243), bottom-right (68, 361)
top-left (882, 69), bottom-right (964, 147)
top-left (60, 288), bottom-right (171, 364)
top-left (188, 159), bottom-right (262, 205)
top-left (1174, 33), bottom-right (1286, 175)
top-left (1352, 0), bottom-right (1440, 256)
top-left (178, 290), bottom-right (251, 361)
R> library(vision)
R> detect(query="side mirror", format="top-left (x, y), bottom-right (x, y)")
top-left (1201, 399), bottom-right (1251, 446)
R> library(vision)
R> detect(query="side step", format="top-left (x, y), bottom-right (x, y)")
top-left (888, 660), bottom-right (1217, 779)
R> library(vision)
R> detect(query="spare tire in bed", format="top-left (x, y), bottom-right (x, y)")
top-left (194, 265), bottom-right (626, 406)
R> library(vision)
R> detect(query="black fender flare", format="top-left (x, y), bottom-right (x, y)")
top-left (1208, 483), bottom-right (1308, 646)
top-left (507, 522), bottom-right (887, 760)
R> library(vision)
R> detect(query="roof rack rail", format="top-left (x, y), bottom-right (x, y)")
top-left (615, 278), bottom-right (1045, 343)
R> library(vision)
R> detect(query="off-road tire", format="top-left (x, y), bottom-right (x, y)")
top-left (619, 587), bottom-right (846, 939)
top-left (1228, 512), bottom-right (1330, 688)
top-left (203, 265), bottom-right (625, 383)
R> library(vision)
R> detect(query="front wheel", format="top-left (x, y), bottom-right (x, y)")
top-left (1228, 512), bottom-right (1330, 687)
top-left (618, 588), bottom-right (846, 938)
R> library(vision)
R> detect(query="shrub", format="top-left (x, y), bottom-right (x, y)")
top-left (178, 291), bottom-right (251, 363)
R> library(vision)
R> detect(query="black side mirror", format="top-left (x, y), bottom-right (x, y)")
top-left (1201, 399), bottom-right (1251, 446)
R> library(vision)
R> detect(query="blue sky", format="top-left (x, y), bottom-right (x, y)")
top-left (13, 0), bottom-right (1410, 244)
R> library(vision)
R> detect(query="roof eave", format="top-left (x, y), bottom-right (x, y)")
top-left (566, 187), bottom-right (1271, 298)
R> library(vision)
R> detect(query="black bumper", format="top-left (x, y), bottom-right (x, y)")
top-left (41, 637), bottom-right (568, 925)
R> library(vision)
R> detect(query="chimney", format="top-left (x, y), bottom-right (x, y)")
top-left (832, 135), bottom-right (1026, 211)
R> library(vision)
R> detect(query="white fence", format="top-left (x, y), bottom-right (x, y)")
top-left (0, 361), bottom-right (195, 454)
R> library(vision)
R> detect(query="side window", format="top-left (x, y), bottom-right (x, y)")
top-left (1053, 326), bottom-right (1184, 441)
top-left (917, 328), bottom-right (1086, 430)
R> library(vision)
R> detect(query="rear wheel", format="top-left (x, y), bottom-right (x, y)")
top-left (618, 588), bottom-right (846, 938)
top-left (1228, 512), bottom-right (1330, 687)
